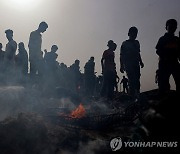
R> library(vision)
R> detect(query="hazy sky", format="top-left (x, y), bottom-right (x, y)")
top-left (0, 0), bottom-right (180, 92)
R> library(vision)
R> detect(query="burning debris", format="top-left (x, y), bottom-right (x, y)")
top-left (47, 97), bottom-right (141, 131)
top-left (70, 103), bottom-right (86, 118)
top-left (0, 112), bottom-right (111, 154)
top-left (0, 87), bottom-right (179, 153)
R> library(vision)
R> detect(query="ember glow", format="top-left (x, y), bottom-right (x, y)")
top-left (70, 104), bottom-right (86, 118)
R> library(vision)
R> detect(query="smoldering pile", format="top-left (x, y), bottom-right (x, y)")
top-left (0, 112), bottom-right (113, 154)
top-left (0, 86), bottom-right (179, 153)
top-left (0, 85), bottom-right (139, 154)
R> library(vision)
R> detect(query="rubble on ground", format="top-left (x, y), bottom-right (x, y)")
top-left (0, 87), bottom-right (179, 153)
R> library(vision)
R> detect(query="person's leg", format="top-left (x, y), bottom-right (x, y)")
top-left (115, 82), bottom-right (118, 92)
top-left (125, 86), bottom-right (128, 94)
top-left (172, 64), bottom-right (180, 94)
top-left (158, 62), bottom-right (171, 94)
top-left (107, 71), bottom-right (115, 100)
top-left (123, 86), bottom-right (125, 93)
top-left (30, 60), bottom-right (37, 77)
top-left (127, 71), bottom-right (135, 96)
top-left (125, 63), bottom-right (136, 96)
top-left (37, 59), bottom-right (45, 77)
top-left (100, 72), bottom-right (108, 97)
top-left (134, 65), bottom-right (141, 95)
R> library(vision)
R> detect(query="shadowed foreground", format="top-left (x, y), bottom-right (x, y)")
top-left (0, 86), bottom-right (179, 153)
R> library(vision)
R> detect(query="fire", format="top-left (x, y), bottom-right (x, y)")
top-left (70, 103), bottom-right (85, 118)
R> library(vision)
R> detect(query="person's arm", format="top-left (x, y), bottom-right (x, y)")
top-left (120, 43), bottom-right (125, 73)
top-left (101, 50), bottom-right (106, 74)
top-left (137, 40), bottom-right (144, 68)
top-left (101, 57), bottom-right (104, 74)
top-left (11, 42), bottom-right (17, 56)
top-left (116, 75), bottom-right (120, 83)
top-left (120, 56), bottom-right (125, 73)
top-left (138, 53), bottom-right (144, 68)
top-left (178, 31), bottom-right (180, 61)
top-left (156, 37), bottom-right (164, 58)
top-left (28, 32), bottom-right (35, 49)
top-left (155, 74), bottom-right (158, 84)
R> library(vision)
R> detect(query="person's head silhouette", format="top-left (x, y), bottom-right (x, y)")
top-left (90, 56), bottom-right (94, 62)
top-left (128, 26), bottom-right (138, 40)
top-left (166, 19), bottom-right (177, 34)
top-left (38, 21), bottom-right (48, 33)
top-left (51, 45), bottom-right (58, 53)
top-left (18, 42), bottom-right (25, 51)
top-left (5, 29), bottom-right (13, 41)
top-left (107, 40), bottom-right (117, 51)
top-left (75, 59), bottom-right (80, 65)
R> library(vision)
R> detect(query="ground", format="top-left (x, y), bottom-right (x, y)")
top-left (0, 86), bottom-right (179, 153)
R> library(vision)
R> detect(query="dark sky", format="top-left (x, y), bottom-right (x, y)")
top-left (0, 0), bottom-right (180, 91)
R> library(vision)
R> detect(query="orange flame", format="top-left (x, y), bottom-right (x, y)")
top-left (70, 103), bottom-right (85, 118)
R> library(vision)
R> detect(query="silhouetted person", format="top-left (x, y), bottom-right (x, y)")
top-left (155, 69), bottom-right (171, 90)
top-left (58, 62), bottom-right (70, 88)
top-left (120, 76), bottom-right (129, 94)
top-left (69, 59), bottom-right (82, 93)
top-left (120, 27), bottom-right (144, 98)
top-left (43, 45), bottom-right (59, 90)
top-left (44, 45), bottom-right (58, 67)
top-left (84, 56), bottom-right (96, 96)
top-left (101, 40), bottom-right (117, 100)
top-left (16, 42), bottom-right (28, 77)
top-left (156, 19), bottom-right (180, 95)
top-left (4, 29), bottom-right (17, 82)
top-left (4, 29), bottom-right (17, 65)
top-left (28, 21), bottom-right (48, 78)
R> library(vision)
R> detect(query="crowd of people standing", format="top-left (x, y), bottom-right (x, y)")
top-left (0, 19), bottom-right (179, 101)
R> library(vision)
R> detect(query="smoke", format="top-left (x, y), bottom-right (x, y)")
top-left (78, 139), bottom-right (109, 154)
top-left (87, 99), bottom-right (124, 116)
top-left (59, 97), bottom-right (76, 111)
top-left (0, 86), bottom-right (32, 120)
top-left (0, 85), bottom-right (127, 154)
top-left (0, 85), bottom-right (78, 121)
top-left (57, 139), bottom-right (109, 154)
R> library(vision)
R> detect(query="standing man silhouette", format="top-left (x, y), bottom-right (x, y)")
top-left (120, 27), bottom-right (144, 99)
top-left (28, 22), bottom-right (48, 79)
top-left (16, 42), bottom-right (28, 76)
top-left (156, 19), bottom-right (180, 95)
top-left (4, 29), bottom-right (17, 82)
top-left (4, 29), bottom-right (17, 67)
top-left (101, 40), bottom-right (117, 100)
top-left (84, 56), bottom-right (96, 97)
